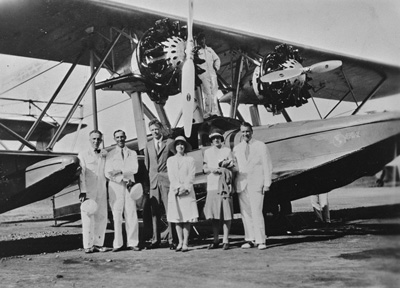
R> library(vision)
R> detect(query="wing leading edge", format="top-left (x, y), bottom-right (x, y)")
top-left (0, 0), bottom-right (399, 102)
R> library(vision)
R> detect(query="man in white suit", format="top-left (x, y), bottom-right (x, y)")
top-left (310, 193), bottom-right (330, 224)
top-left (196, 33), bottom-right (221, 118)
top-left (78, 130), bottom-right (109, 253)
top-left (105, 130), bottom-right (140, 252)
top-left (233, 122), bottom-right (273, 250)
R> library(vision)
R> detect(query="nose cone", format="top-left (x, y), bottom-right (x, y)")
top-left (26, 155), bottom-right (80, 188)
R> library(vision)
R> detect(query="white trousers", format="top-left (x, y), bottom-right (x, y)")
top-left (108, 181), bottom-right (139, 248)
top-left (238, 188), bottom-right (266, 244)
top-left (310, 193), bottom-right (330, 223)
top-left (81, 193), bottom-right (108, 249)
top-left (200, 75), bottom-right (220, 116)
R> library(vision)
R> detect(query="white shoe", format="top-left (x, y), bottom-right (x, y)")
top-left (258, 244), bottom-right (267, 250)
top-left (241, 242), bottom-right (255, 249)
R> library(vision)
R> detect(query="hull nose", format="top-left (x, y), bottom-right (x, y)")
top-left (26, 155), bottom-right (79, 188)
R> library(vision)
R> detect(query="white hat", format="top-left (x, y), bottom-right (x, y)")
top-left (130, 183), bottom-right (143, 200)
top-left (209, 132), bottom-right (224, 141)
top-left (172, 136), bottom-right (192, 152)
top-left (80, 199), bottom-right (98, 215)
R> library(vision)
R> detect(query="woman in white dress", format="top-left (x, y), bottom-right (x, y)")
top-left (203, 131), bottom-right (234, 250)
top-left (167, 136), bottom-right (199, 252)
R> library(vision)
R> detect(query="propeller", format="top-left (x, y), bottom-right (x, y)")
top-left (260, 68), bottom-right (303, 83)
top-left (181, 0), bottom-right (195, 137)
top-left (260, 60), bottom-right (342, 83)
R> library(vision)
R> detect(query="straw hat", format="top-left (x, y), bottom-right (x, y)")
top-left (80, 199), bottom-right (98, 215)
top-left (129, 183), bottom-right (143, 200)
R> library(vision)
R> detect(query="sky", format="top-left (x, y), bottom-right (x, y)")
top-left (0, 0), bottom-right (399, 152)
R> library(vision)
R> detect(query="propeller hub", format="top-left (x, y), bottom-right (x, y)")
top-left (255, 44), bottom-right (311, 114)
top-left (136, 19), bottom-right (186, 103)
top-left (162, 36), bottom-right (186, 69)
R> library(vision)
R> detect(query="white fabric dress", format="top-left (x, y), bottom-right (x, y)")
top-left (166, 154), bottom-right (199, 223)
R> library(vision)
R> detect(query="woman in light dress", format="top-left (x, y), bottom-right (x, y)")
top-left (167, 136), bottom-right (199, 252)
top-left (203, 131), bottom-right (234, 250)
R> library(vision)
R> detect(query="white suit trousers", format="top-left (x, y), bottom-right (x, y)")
top-left (200, 75), bottom-right (219, 116)
top-left (310, 193), bottom-right (330, 223)
top-left (81, 192), bottom-right (108, 249)
top-left (108, 181), bottom-right (139, 248)
top-left (238, 188), bottom-right (266, 244)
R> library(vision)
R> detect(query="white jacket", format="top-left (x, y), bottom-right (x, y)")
top-left (104, 146), bottom-right (138, 183)
top-left (233, 139), bottom-right (272, 193)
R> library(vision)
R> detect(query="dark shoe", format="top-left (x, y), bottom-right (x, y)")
top-left (127, 246), bottom-right (141, 251)
top-left (222, 243), bottom-right (229, 250)
top-left (84, 247), bottom-right (95, 254)
top-left (112, 246), bottom-right (123, 252)
top-left (169, 243), bottom-right (177, 250)
top-left (147, 242), bottom-right (160, 249)
top-left (208, 243), bottom-right (219, 250)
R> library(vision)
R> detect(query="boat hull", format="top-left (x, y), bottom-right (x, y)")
top-left (0, 154), bottom-right (80, 214)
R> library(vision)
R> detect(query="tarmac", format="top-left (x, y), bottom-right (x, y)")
top-left (0, 186), bottom-right (399, 288)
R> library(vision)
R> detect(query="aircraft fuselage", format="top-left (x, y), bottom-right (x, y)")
top-left (188, 111), bottom-right (400, 203)
top-left (0, 151), bottom-right (80, 214)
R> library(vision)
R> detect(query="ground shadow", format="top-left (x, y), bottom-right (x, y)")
top-left (1, 204), bottom-right (399, 258)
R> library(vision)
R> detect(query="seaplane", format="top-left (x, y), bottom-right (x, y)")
top-left (0, 0), bottom-right (399, 224)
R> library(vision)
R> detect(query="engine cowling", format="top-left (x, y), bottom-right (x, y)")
top-left (136, 18), bottom-right (204, 105)
top-left (254, 44), bottom-right (312, 114)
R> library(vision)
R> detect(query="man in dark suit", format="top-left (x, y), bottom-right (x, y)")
top-left (144, 119), bottom-right (176, 249)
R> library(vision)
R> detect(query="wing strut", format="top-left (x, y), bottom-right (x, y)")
top-left (0, 122), bottom-right (36, 150)
top-left (230, 55), bottom-right (244, 119)
top-left (46, 31), bottom-right (123, 151)
top-left (18, 49), bottom-right (85, 151)
top-left (352, 74), bottom-right (387, 115)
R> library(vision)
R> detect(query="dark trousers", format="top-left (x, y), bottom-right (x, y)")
top-left (150, 185), bottom-right (177, 244)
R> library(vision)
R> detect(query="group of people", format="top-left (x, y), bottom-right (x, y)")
top-left (78, 120), bottom-right (273, 254)
top-left (78, 129), bottom-right (141, 253)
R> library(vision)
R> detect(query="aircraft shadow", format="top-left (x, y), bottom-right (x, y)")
top-left (0, 232), bottom-right (115, 259)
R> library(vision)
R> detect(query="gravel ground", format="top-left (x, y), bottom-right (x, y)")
top-left (0, 187), bottom-right (399, 288)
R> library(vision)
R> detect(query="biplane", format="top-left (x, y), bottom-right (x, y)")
top-left (0, 0), bottom-right (399, 222)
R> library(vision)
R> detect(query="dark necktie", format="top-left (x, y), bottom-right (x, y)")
top-left (121, 149), bottom-right (124, 160)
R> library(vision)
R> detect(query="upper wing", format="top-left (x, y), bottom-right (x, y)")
top-left (1, 0), bottom-right (399, 102)
top-left (0, 0), bottom-right (169, 70)
top-left (198, 23), bottom-right (400, 102)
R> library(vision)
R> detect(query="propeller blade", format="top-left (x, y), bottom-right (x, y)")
top-left (181, 0), bottom-right (195, 138)
top-left (260, 68), bottom-right (302, 83)
top-left (182, 60), bottom-right (195, 137)
top-left (308, 60), bottom-right (342, 74)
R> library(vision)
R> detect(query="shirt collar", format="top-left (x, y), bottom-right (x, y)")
top-left (242, 138), bottom-right (254, 145)
top-left (155, 136), bottom-right (163, 144)
top-left (116, 146), bottom-right (126, 153)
